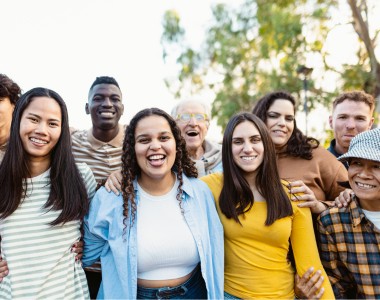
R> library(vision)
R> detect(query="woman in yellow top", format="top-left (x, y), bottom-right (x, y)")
top-left (201, 112), bottom-right (334, 299)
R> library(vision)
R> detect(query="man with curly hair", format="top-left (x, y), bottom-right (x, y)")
top-left (0, 74), bottom-right (22, 162)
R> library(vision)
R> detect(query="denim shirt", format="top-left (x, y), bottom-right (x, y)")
top-left (82, 174), bottom-right (224, 299)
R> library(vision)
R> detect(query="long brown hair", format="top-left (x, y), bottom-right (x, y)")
top-left (219, 112), bottom-right (292, 225)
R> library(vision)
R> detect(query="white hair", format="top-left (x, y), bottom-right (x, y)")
top-left (171, 99), bottom-right (212, 119)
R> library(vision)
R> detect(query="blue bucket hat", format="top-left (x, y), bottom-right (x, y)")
top-left (338, 128), bottom-right (380, 163)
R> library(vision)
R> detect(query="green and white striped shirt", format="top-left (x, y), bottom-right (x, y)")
top-left (0, 163), bottom-right (96, 300)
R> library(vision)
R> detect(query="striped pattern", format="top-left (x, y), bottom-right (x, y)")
top-left (71, 127), bottom-right (124, 183)
top-left (0, 163), bottom-right (96, 300)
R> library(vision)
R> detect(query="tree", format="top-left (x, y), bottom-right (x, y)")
top-left (162, 0), bottom-right (379, 129)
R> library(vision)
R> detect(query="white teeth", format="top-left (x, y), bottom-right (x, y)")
top-left (149, 155), bottom-right (164, 160)
top-left (242, 156), bottom-right (255, 161)
top-left (30, 138), bottom-right (47, 144)
top-left (100, 112), bottom-right (114, 116)
top-left (356, 182), bottom-right (376, 189)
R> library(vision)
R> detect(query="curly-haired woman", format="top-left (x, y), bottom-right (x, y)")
top-left (82, 108), bottom-right (224, 299)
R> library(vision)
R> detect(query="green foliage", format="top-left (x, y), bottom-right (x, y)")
top-left (161, 0), bottom-right (378, 130)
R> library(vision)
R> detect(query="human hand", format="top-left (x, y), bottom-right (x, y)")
top-left (335, 189), bottom-right (354, 208)
top-left (105, 170), bottom-right (123, 195)
top-left (71, 241), bottom-right (83, 261)
top-left (295, 267), bottom-right (325, 299)
top-left (288, 180), bottom-right (326, 214)
top-left (0, 258), bottom-right (9, 282)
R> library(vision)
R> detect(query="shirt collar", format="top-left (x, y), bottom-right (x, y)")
top-left (350, 196), bottom-right (366, 227)
top-left (87, 124), bottom-right (125, 149)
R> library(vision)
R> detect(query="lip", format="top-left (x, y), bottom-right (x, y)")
top-left (272, 130), bottom-right (287, 136)
top-left (355, 181), bottom-right (377, 189)
top-left (186, 130), bottom-right (199, 137)
top-left (147, 154), bottom-right (166, 167)
top-left (98, 110), bottom-right (116, 118)
top-left (29, 137), bottom-right (49, 146)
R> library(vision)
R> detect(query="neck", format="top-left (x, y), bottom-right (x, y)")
top-left (27, 157), bottom-right (51, 178)
top-left (138, 172), bottom-right (176, 196)
top-left (92, 125), bottom-right (119, 143)
top-left (358, 198), bottom-right (380, 211)
top-left (334, 142), bottom-right (347, 155)
top-left (188, 146), bottom-right (204, 160)
top-left (0, 125), bottom-right (10, 146)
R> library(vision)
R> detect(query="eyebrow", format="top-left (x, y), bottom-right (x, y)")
top-left (135, 131), bottom-right (172, 139)
top-left (27, 112), bottom-right (61, 123)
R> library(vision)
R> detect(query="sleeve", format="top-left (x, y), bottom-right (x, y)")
top-left (77, 163), bottom-right (96, 200)
top-left (317, 215), bottom-right (354, 298)
top-left (320, 150), bottom-right (348, 206)
top-left (290, 204), bottom-right (335, 299)
top-left (82, 189), bottom-right (109, 267)
top-left (200, 172), bottom-right (223, 202)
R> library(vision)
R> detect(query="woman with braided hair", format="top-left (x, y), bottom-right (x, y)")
top-left (82, 107), bottom-right (224, 299)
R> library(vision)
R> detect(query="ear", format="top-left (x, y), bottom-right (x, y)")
top-left (369, 117), bottom-right (374, 129)
top-left (328, 115), bottom-right (333, 129)
top-left (85, 103), bottom-right (90, 115)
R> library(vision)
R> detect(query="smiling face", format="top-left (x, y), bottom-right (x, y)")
top-left (265, 99), bottom-right (295, 150)
top-left (175, 101), bottom-right (209, 159)
top-left (19, 97), bottom-right (62, 164)
top-left (86, 83), bottom-right (124, 131)
top-left (348, 158), bottom-right (380, 211)
top-left (329, 100), bottom-right (374, 154)
top-left (135, 115), bottom-right (176, 184)
top-left (232, 121), bottom-right (264, 181)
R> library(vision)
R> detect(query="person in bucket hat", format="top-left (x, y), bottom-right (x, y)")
top-left (317, 128), bottom-right (380, 298)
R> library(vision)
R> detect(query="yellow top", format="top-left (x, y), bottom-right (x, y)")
top-left (201, 173), bottom-right (334, 299)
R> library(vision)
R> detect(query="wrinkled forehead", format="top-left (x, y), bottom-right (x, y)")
top-left (176, 101), bottom-right (206, 115)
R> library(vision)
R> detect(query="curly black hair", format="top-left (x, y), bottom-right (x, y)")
top-left (120, 108), bottom-right (197, 229)
top-left (0, 74), bottom-right (22, 104)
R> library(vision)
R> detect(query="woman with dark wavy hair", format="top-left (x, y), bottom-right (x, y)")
top-left (0, 87), bottom-right (96, 299)
top-left (201, 112), bottom-right (334, 299)
top-left (83, 108), bottom-right (223, 299)
top-left (252, 91), bottom-right (347, 214)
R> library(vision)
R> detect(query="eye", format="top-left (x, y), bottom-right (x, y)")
top-left (27, 117), bottom-right (38, 123)
top-left (232, 139), bottom-right (243, 144)
top-left (350, 160), bottom-right (361, 166)
top-left (285, 116), bottom-right (294, 122)
top-left (251, 137), bottom-right (262, 143)
top-left (49, 122), bottom-right (60, 127)
top-left (160, 135), bottom-right (170, 141)
top-left (267, 113), bottom-right (278, 119)
top-left (111, 96), bottom-right (121, 102)
top-left (137, 138), bottom-right (150, 144)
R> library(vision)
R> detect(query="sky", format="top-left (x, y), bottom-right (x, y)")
top-left (1, 0), bottom-right (239, 140)
top-left (1, 0), bottom-right (379, 141)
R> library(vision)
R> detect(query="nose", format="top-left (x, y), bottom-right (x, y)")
top-left (277, 116), bottom-right (286, 126)
top-left (242, 142), bottom-right (253, 153)
top-left (101, 97), bottom-right (113, 107)
top-left (35, 122), bottom-right (48, 135)
top-left (345, 117), bottom-right (355, 129)
top-left (149, 140), bottom-right (162, 150)
top-left (357, 165), bottom-right (373, 179)
top-left (188, 116), bottom-right (198, 126)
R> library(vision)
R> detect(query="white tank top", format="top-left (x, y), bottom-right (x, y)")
top-left (136, 180), bottom-right (200, 280)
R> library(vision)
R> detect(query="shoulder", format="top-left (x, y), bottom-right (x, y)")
top-left (200, 172), bottom-right (223, 187)
top-left (318, 206), bottom-right (351, 227)
top-left (313, 145), bottom-right (342, 163)
top-left (76, 163), bottom-right (96, 196)
top-left (183, 174), bottom-right (213, 194)
top-left (71, 128), bottom-right (88, 141)
top-left (90, 187), bottom-right (123, 213)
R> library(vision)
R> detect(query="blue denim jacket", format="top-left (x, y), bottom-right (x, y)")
top-left (83, 174), bottom-right (224, 299)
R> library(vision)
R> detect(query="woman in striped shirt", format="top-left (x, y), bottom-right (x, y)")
top-left (0, 87), bottom-right (96, 299)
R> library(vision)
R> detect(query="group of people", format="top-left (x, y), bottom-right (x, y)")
top-left (0, 72), bottom-right (378, 299)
